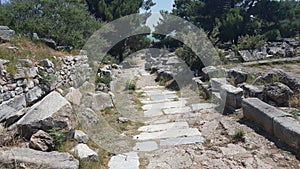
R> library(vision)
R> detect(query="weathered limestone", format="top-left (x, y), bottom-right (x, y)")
top-left (273, 116), bottom-right (300, 151)
top-left (74, 130), bottom-right (89, 144)
top-left (14, 91), bottom-right (76, 139)
top-left (65, 87), bottom-right (82, 105)
top-left (210, 78), bottom-right (228, 92)
top-left (160, 135), bottom-right (204, 146)
top-left (242, 98), bottom-right (291, 134)
top-left (227, 69), bottom-right (248, 85)
top-left (71, 143), bottom-right (98, 161)
top-left (108, 152), bottom-right (139, 169)
top-left (263, 82), bottom-right (293, 107)
top-left (241, 84), bottom-right (264, 100)
top-left (220, 84), bottom-right (243, 109)
top-left (0, 148), bottom-right (79, 169)
top-left (133, 141), bottom-right (158, 152)
top-left (29, 130), bottom-right (54, 152)
top-left (134, 128), bottom-right (201, 141)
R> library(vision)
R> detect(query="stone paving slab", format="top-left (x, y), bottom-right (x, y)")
top-left (108, 152), bottom-right (139, 169)
top-left (190, 103), bottom-right (217, 111)
top-left (142, 100), bottom-right (188, 111)
top-left (133, 141), bottom-right (158, 152)
top-left (163, 106), bottom-right (192, 115)
top-left (150, 94), bottom-right (178, 101)
top-left (144, 109), bottom-right (164, 117)
top-left (134, 128), bottom-right (201, 141)
top-left (142, 86), bottom-right (165, 90)
top-left (160, 135), bottom-right (204, 146)
top-left (138, 122), bottom-right (189, 132)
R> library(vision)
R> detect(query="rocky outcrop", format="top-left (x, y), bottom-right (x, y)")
top-left (0, 26), bottom-right (15, 42)
top-left (254, 69), bottom-right (300, 92)
top-left (29, 130), bottom-right (54, 152)
top-left (0, 148), bottom-right (79, 169)
top-left (13, 91), bottom-right (76, 139)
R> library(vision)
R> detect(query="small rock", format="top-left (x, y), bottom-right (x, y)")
top-left (65, 87), bottom-right (82, 105)
top-left (74, 130), bottom-right (89, 143)
top-left (29, 130), bottom-right (54, 152)
top-left (71, 143), bottom-right (98, 161)
top-left (118, 117), bottom-right (129, 123)
top-left (39, 59), bottom-right (54, 68)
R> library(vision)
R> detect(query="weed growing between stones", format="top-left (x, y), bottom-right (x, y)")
top-left (49, 128), bottom-right (66, 150)
top-left (232, 129), bottom-right (245, 143)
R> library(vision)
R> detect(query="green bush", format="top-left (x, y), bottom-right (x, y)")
top-left (264, 29), bottom-right (281, 41)
top-left (95, 76), bottom-right (112, 87)
top-left (49, 128), bottom-right (66, 150)
top-left (233, 34), bottom-right (266, 51)
top-left (126, 81), bottom-right (136, 91)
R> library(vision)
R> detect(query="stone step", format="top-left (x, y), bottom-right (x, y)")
top-left (142, 100), bottom-right (188, 111)
top-left (141, 86), bottom-right (165, 90)
top-left (108, 152), bottom-right (139, 169)
top-left (140, 99), bottom-right (175, 105)
top-left (133, 141), bottom-right (158, 152)
top-left (134, 128), bottom-right (201, 141)
top-left (144, 108), bottom-right (164, 117)
top-left (149, 94), bottom-right (178, 101)
top-left (163, 106), bottom-right (192, 115)
top-left (160, 135), bottom-right (204, 146)
top-left (138, 122), bottom-right (189, 132)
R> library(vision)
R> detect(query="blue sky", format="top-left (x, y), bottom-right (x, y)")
top-left (150, 0), bottom-right (174, 12)
top-left (142, 0), bottom-right (175, 31)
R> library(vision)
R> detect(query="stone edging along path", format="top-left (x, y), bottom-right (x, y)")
top-left (243, 98), bottom-right (300, 152)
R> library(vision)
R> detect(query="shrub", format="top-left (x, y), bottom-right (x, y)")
top-left (49, 128), bottom-right (66, 150)
top-left (233, 34), bottom-right (266, 51)
top-left (264, 29), bottom-right (281, 41)
top-left (126, 81), bottom-right (136, 91)
top-left (95, 76), bottom-right (112, 87)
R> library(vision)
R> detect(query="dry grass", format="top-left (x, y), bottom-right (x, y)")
top-left (0, 35), bottom-right (74, 75)
top-left (290, 92), bottom-right (300, 109)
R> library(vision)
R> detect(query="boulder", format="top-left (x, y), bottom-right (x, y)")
top-left (227, 69), bottom-right (248, 85)
top-left (74, 130), bottom-right (89, 144)
top-left (29, 130), bottom-right (54, 152)
top-left (65, 87), bottom-right (82, 105)
top-left (0, 26), bottom-right (15, 39)
top-left (257, 69), bottom-right (300, 92)
top-left (238, 50), bottom-right (255, 62)
top-left (0, 148), bottom-right (79, 169)
top-left (241, 84), bottom-right (264, 100)
top-left (220, 84), bottom-right (243, 109)
top-left (25, 86), bottom-right (45, 105)
top-left (14, 91), bottom-right (76, 139)
top-left (263, 82), bottom-right (293, 107)
top-left (40, 38), bottom-right (57, 49)
top-left (83, 92), bottom-right (113, 112)
top-left (77, 108), bottom-right (99, 126)
top-left (71, 143), bottom-right (98, 161)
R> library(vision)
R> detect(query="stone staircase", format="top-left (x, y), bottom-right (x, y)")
top-left (108, 70), bottom-right (216, 169)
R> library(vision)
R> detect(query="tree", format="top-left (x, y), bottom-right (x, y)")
top-left (0, 0), bottom-right (101, 48)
